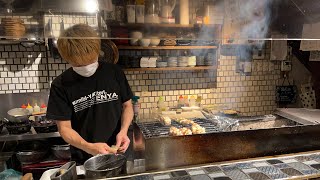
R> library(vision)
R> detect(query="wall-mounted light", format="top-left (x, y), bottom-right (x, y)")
top-left (84, 0), bottom-right (98, 13)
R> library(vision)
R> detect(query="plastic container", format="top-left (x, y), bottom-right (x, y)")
top-left (157, 96), bottom-right (166, 112)
top-left (40, 104), bottom-right (47, 113)
top-left (196, 95), bottom-right (202, 107)
top-left (189, 95), bottom-right (196, 107)
top-left (183, 96), bottom-right (189, 107)
top-left (132, 96), bottom-right (140, 122)
top-left (33, 103), bottom-right (40, 113)
top-left (26, 103), bottom-right (33, 114)
top-left (178, 95), bottom-right (184, 108)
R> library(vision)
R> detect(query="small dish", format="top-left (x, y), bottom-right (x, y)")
top-left (139, 38), bottom-right (150, 47)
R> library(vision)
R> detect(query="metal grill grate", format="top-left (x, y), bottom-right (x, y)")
top-left (137, 118), bottom-right (219, 138)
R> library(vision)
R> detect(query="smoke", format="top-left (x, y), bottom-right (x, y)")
top-left (238, 0), bottom-right (273, 45)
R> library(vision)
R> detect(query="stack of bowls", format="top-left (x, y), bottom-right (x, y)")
top-left (168, 57), bottom-right (178, 67)
top-left (178, 56), bottom-right (189, 67)
top-left (157, 61), bottom-right (168, 68)
top-left (205, 52), bottom-right (216, 66)
top-left (188, 56), bottom-right (196, 67)
top-left (138, 38), bottom-right (151, 47)
top-left (196, 56), bottom-right (205, 66)
top-left (129, 31), bottom-right (143, 46)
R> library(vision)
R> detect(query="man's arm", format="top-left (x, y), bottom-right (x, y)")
top-left (57, 120), bottom-right (115, 155)
top-left (120, 99), bottom-right (134, 133)
top-left (116, 99), bottom-right (133, 152)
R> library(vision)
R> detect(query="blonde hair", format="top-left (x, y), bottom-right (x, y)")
top-left (57, 24), bottom-right (101, 66)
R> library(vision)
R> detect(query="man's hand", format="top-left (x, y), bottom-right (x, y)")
top-left (116, 130), bottom-right (130, 153)
top-left (85, 143), bottom-right (116, 156)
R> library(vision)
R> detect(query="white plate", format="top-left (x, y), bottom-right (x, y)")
top-left (181, 106), bottom-right (201, 111)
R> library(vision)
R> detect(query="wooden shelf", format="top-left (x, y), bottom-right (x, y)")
top-left (123, 66), bottom-right (217, 71)
top-left (109, 23), bottom-right (194, 29)
top-left (108, 23), bottom-right (222, 29)
top-left (118, 45), bottom-right (218, 50)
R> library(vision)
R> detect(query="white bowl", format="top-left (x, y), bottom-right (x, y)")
top-left (130, 39), bottom-right (139, 46)
top-left (149, 37), bottom-right (161, 46)
top-left (130, 31), bottom-right (143, 39)
top-left (139, 38), bottom-right (151, 47)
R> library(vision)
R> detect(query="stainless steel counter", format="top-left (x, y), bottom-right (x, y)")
top-left (111, 150), bottom-right (320, 180)
top-left (0, 127), bottom-right (60, 142)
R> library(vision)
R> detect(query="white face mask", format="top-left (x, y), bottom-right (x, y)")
top-left (72, 61), bottom-right (99, 77)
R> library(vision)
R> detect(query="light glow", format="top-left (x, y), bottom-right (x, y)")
top-left (84, 0), bottom-right (98, 13)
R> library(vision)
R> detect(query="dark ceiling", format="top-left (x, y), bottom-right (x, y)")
top-left (1, 0), bottom-right (320, 38)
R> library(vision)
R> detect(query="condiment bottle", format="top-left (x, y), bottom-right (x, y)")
top-left (178, 95), bottom-right (184, 108)
top-left (196, 95), bottom-right (202, 107)
top-left (157, 96), bottom-right (166, 113)
top-left (189, 95), bottom-right (196, 107)
top-left (26, 103), bottom-right (33, 114)
top-left (21, 104), bottom-right (27, 109)
top-left (183, 96), bottom-right (189, 107)
top-left (40, 104), bottom-right (47, 113)
top-left (33, 103), bottom-right (40, 113)
top-left (132, 96), bottom-right (140, 123)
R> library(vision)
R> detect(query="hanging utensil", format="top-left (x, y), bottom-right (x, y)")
top-left (48, 10), bottom-right (58, 48)
top-left (60, 15), bottom-right (65, 35)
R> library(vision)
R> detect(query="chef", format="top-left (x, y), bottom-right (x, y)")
top-left (46, 24), bottom-right (133, 164)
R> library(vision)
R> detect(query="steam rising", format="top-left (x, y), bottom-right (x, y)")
top-left (238, 0), bottom-right (272, 44)
top-left (191, 0), bottom-right (273, 57)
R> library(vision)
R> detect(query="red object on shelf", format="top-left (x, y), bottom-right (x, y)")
top-left (111, 27), bottom-right (129, 45)
top-left (22, 160), bottom-right (69, 179)
top-left (21, 104), bottom-right (27, 109)
top-left (40, 104), bottom-right (47, 108)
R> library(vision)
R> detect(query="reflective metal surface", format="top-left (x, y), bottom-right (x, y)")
top-left (50, 161), bottom-right (77, 180)
top-left (0, 92), bottom-right (49, 119)
top-left (133, 122), bottom-right (320, 171)
top-left (84, 154), bottom-right (127, 179)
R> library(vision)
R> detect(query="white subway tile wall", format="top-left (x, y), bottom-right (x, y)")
top-left (0, 6), bottom-right (281, 116)
top-left (0, 42), bottom-right (281, 116)
top-left (0, 45), bottom-right (49, 94)
top-left (127, 57), bottom-right (281, 116)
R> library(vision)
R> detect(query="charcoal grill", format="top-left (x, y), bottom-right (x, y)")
top-left (133, 118), bottom-right (320, 171)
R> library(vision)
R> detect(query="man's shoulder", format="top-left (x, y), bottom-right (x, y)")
top-left (99, 61), bottom-right (123, 74)
top-left (51, 67), bottom-right (74, 87)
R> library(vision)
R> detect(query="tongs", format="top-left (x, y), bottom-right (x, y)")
top-left (50, 161), bottom-right (77, 180)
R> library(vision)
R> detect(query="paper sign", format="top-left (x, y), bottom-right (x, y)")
top-left (300, 23), bottom-right (320, 51)
top-left (271, 34), bottom-right (287, 61)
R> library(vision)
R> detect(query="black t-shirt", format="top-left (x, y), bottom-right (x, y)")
top-left (46, 61), bottom-right (133, 164)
